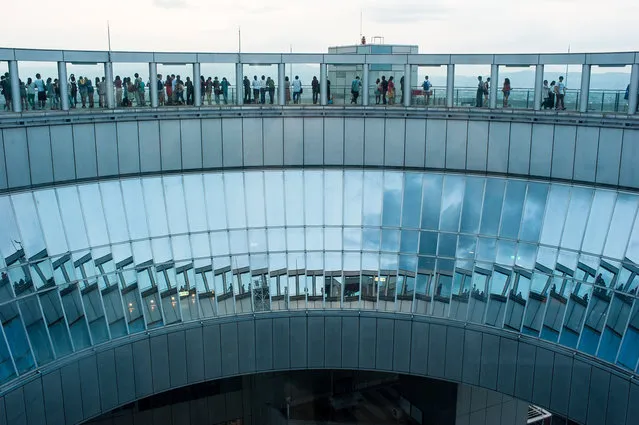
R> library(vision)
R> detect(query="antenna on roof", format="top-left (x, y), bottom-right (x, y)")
top-left (107, 21), bottom-right (112, 52)
top-left (360, 9), bottom-right (363, 38)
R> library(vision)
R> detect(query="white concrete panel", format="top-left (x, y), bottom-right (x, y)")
top-left (344, 118), bottom-right (364, 165)
top-left (159, 120), bottom-right (182, 171)
top-left (324, 117), bottom-right (344, 165)
top-left (221, 118), bottom-right (243, 167)
top-left (180, 119), bottom-right (203, 170)
top-left (384, 118), bottom-right (405, 167)
top-left (303, 118), bottom-right (324, 165)
top-left (529, 124), bottom-right (554, 177)
top-left (425, 119), bottom-right (446, 168)
top-left (49, 125), bottom-right (75, 182)
top-left (574, 126), bottom-right (599, 183)
top-left (153, 52), bottom-right (197, 64)
top-left (445, 120), bottom-right (468, 170)
top-left (138, 121), bottom-right (161, 173)
top-left (15, 48), bottom-right (63, 62)
top-left (283, 118), bottom-right (303, 165)
top-left (487, 122), bottom-right (510, 173)
top-left (404, 119), bottom-right (426, 168)
top-left (508, 123), bottom-right (532, 175)
top-left (619, 129), bottom-right (639, 188)
top-left (94, 122), bottom-right (119, 177)
top-left (72, 124), bottom-right (97, 180)
top-left (551, 126), bottom-right (577, 180)
top-left (201, 119), bottom-right (223, 168)
top-left (63, 50), bottom-right (109, 63)
top-left (26, 126), bottom-right (54, 185)
top-left (466, 121), bottom-right (489, 171)
top-left (263, 117), bottom-right (284, 166)
top-left (0, 131), bottom-right (6, 189)
top-left (596, 128), bottom-right (623, 185)
top-left (242, 118), bottom-right (264, 167)
top-left (116, 121), bottom-right (140, 175)
top-left (3, 128), bottom-right (30, 188)
top-left (364, 118), bottom-right (385, 166)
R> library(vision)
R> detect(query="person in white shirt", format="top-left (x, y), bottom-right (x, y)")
top-left (252, 76), bottom-right (260, 104)
top-left (292, 76), bottom-right (302, 104)
top-left (259, 75), bottom-right (267, 104)
top-left (555, 76), bottom-right (566, 110)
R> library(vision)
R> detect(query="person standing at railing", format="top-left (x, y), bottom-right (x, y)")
top-left (205, 77), bottom-right (213, 105)
top-left (35, 73), bottom-right (46, 109)
top-left (20, 79), bottom-right (27, 111)
top-left (292, 76), bottom-right (302, 104)
top-left (381, 76), bottom-right (388, 104)
top-left (252, 76), bottom-right (260, 104)
top-left (69, 74), bottom-right (78, 108)
top-left (311, 76), bottom-right (319, 104)
top-left (475, 76), bottom-right (484, 107)
top-left (165, 76), bottom-right (173, 106)
top-left (46, 78), bottom-right (55, 109)
top-left (157, 74), bottom-right (165, 106)
top-left (400, 76), bottom-right (405, 104)
top-left (483, 77), bottom-right (490, 107)
top-left (243, 76), bottom-right (251, 104)
top-left (26, 78), bottom-right (36, 110)
top-left (422, 76), bottom-right (432, 106)
top-left (267, 77), bottom-right (275, 104)
top-left (114, 76), bottom-right (123, 107)
top-left (502, 78), bottom-right (511, 107)
top-left (351, 76), bottom-right (362, 104)
top-left (387, 76), bottom-right (396, 105)
top-left (375, 79), bottom-right (382, 104)
top-left (200, 76), bottom-right (206, 105)
top-left (186, 77), bottom-right (194, 105)
top-left (260, 75), bottom-right (267, 104)
top-left (213, 77), bottom-right (221, 104)
top-left (221, 77), bottom-right (231, 105)
top-left (555, 76), bottom-right (566, 110)
top-left (541, 80), bottom-right (552, 109)
top-left (285, 76), bottom-right (291, 104)
top-left (87, 78), bottom-right (95, 108)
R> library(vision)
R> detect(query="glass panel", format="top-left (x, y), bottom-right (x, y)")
top-left (33, 190), bottom-right (68, 257)
top-left (304, 171), bottom-right (323, 226)
top-left (204, 174), bottom-right (228, 230)
top-left (244, 172), bottom-right (266, 228)
top-left (284, 171), bottom-right (304, 227)
top-left (225, 173), bottom-right (247, 229)
top-left (344, 171), bottom-right (363, 226)
top-left (324, 171), bottom-right (344, 226)
top-left (439, 175), bottom-right (464, 232)
top-left (480, 179), bottom-right (506, 237)
top-left (183, 174), bottom-right (208, 233)
top-left (519, 183), bottom-right (549, 243)
top-left (499, 180), bottom-right (527, 239)
top-left (581, 190), bottom-right (616, 255)
top-left (382, 172), bottom-right (402, 227)
top-left (432, 272), bottom-right (453, 317)
top-left (539, 184), bottom-right (571, 246)
top-left (485, 270), bottom-right (510, 327)
top-left (121, 179), bottom-right (149, 240)
top-left (560, 187), bottom-right (594, 250)
top-left (420, 174), bottom-right (443, 230)
top-left (363, 171), bottom-right (383, 226)
top-left (12, 193), bottom-right (47, 258)
top-left (402, 173), bottom-right (423, 228)
top-left (460, 177), bottom-right (485, 234)
top-left (437, 234), bottom-right (457, 258)
top-left (142, 178), bottom-right (169, 238)
top-left (604, 194), bottom-right (639, 260)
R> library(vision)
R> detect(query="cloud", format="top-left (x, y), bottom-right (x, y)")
top-left (153, 0), bottom-right (188, 9)
top-left (366, 3), bottom-right (451, 23)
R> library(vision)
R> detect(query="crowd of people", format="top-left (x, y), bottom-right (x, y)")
top-left (474, 74), bottom-right (567, 109)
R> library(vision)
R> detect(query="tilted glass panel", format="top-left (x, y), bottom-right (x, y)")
top-left (0, 275), bottom-right (35, 373)
top-left (598, 290), bottom-right (633, 363)
top-left (476, 237), bottom-right (497, 263)
top-left (402, 173), bottom-right (423, 229)
top-left (450, 269), bottom-right (472, 321)
top-left (626, 211), bottom-right (639, 264)
top-left (362, 228), bottom-right (380, 252)
top-left (183, 174), bottom-right (209, 233)
top-left (244, 172), bottom-right (266, 228)
top-left (479, 179), bottom-right (506, 237)
top-left (437, 234), bottom-right (457, 258)
top-left (363, 171), bottom-right (383, 226)
top-left (539, 184), bottom-right (571, 247)
top-left (499, 180), bottom-right (527, 240)
top-left (204, 173), bottom-right (229, 230)
top-left (522, 267), bottom-right (553, 336)
top-left (617, 302), bottom-right (639, 371)
top-left (415, 258), bottom-right (435, 315)
top-left (38, 288), bottom-right (73, 357)
top-left (120, 179), bottom-right (150, 240)
top-left (177, 265), bottom-right (199, 322)
top-left (460, 177), bottom-right (485, 234)
top-left (142, 178), bottom-right (169, 238)
top-left (578, 263), bottom-right (618, 355)
top-left (581, 190), bottom-right (616, 256)
top-left (12, 193), bottom-right (47, 259)
top-left (560, 187), bottom-right (594, 251)
top-left (496, 240), bottom-right (516, 267)
top-left (17, 290), bottom-right (54, 366)
top-left (382, 172), bottom-right (403, 228)
top-left (34, 190), bottom-right (68, 257)
top-left (163, 176), bottom-right (189, 235)
top-left (100, 271), bottom-right (128, 338)
top-left (604, 194), bottom-right (639, 260)
top-left (439, 175), bottom-right (464, 232)
top-left (284, 171), bottom-right (304, 227)
top-left (304, 171), bottom-right (323, 226)
top-left (344, 171), bottom-right (363, 226)
top-left (214, 262), bottom-right (234, 315)
top-left (504, 271), bottom-right (531, 331)
top-left (519, 182), bottom-right (549, 243)
top-left (485, 268), bottom-right (510, 327)
top-left (100, 182), bottom-right (130, 245)
top-left (541, 267), bottom-right (573, 342)
top-left (420, 174), bottom-right (443, 230)
top-left (0, 324), bottom-right (16, 383)
top-left (0, 197), bottom-right (24, 261)
top-left (225, 173), bottom-right (247, 229)
top-left (344, 228), bottom-right (362, 252)
top-left (324, 171), bottom-right (344, 226)
top-left (432, 271), bottom-right (453, 318)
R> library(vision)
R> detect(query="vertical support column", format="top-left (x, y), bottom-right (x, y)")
top-left (149, 62), bottom-right (158, 108)
top-left (320, 63), bottom-right (327, 106)
top-left (58, 61), bottom-right (70, 111)
top-left (403, 63), bottom-right (411, 107)
top-left (193, 62), bottom-right (201, 107)
top-left (628, 64), bottom-right (638, 115)
top-left (362, 63), bottom-right (369, 106)
top-left (533, 64), bottom-right (544, 111)
top-left (9, 60), bottom-right (21, 112)
top-left (236, 62), bottom-right (244, 106)
top-left (446, 64), bottom-right (455, 108)
top-left (580, 64), bottom-right (591, 113)
top-left (278, 63), bottom-right (285, 106)
top-left (103, 61), bottom-right (114, 109)
top-left (489, 64), bottom-right (499, 109)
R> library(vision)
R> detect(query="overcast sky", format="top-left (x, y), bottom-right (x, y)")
top-left (2, 0), bottom-right (638, 54)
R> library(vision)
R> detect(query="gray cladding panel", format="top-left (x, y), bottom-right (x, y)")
top-left (444, 325), bottom-right (464, 381)
top-left (404, 119), bottom-right (426, 168)
top-left (531, 347), bottom-right (553, 408)
top-left (550, 353), bottom-right (573, 416)
top-left (364, 118), bottom-right (385, 166)
top-left (150, 334), bottom-right (171, 393)
top-left (551, 125), bottom-right (577, 180)
top-left (596, 128), bottom-right (623, 185)
top-left (508, 123), bottom-right (532, 175)
top-left (220, 322), bottom-right (239, 376)
top-left (487, 121), bottom-right (509, 173)
top-left (283, 118), bottom-right (303, 166)
top-left (4, 128), bottom-right (31, 187)
top-left (272, 317), bottom-right (290, 370)
top-left (375, 318), bottom-right (394, 371)
top-left (425, 119), bottom-right (446, 168)
top-left (49, 125), bottom-right (76, 182)
top-left (185, 327), bottom-right (205, 383)
top-left (138, 121), bottom-right (161, 172)
top-left (606, 374), bottom-right (629, 425)
top-left (574, 126), bottom-right (599, 183)
top-left (78, 354), bottom-right (101, 418)
top-left (237, 320), bottom-right (256, 373)
top-left (203, 323), bottom-right (222, 379)
top-left (479, 333), bottom-right (499, 390)
top-left (569, 360), bottom-right (591, 424)
top-left (221, 118), bottom-right (243, 167)
top-left (159, 120), bottom-right (182, 171)
top-left (530, 124), bottom-right (553, 177)
top-left (168, 331), bottom-right (188, 387)
top-left (5, 387), bottom-right (26, 425)
top-left (587, 368), bottom-right (610, 425)
top-left (324, 117), bottom-right (344, 165)
top-left (132, 339), bottom-right (153, 398)
top-left (201, 119), bottom-right (223, 168)
top-left (427, 324), bottom-right (446, 378)
top-left (72, 124), bottom-right (97, 179)
top-left (289, 316), bottom-right (307, 369)
top-left (307, 316), bottom-right (325, 368)
top-left (0, 131), bottom-right (7, 189)
top-left (410, 321), bottom-right (429, 376)
top-left (303, 118), bottom-right (324, 165)
top-left (116, 121), bottom-right (140, 174)
top-left (359, 317), bottom-right (377, 369)
top-left (114, 343), bottom-right (136, 405)
top-left (255, 319), bottom-right (273, 371)
top-left (496, 337), bottom-right (517, 397)
top-left (466, 121), bottom-right (489, 171)
top-left (26, 126), bottom-right (53, 185)
top-left (181, 119), bottom-right (203, 170)
top-left (514, 341), bottom-right (535, 401)
top-left (262, 117), bottom-right (284, 166)
top-left (97, 349), bottom-right (118, 412)
top-left (94, 122), bottom-right (119, 177)
top-left (341, 316), bottom-right (359, 368)
top-left (462, 330), bottom-right (482, 386)
top-left (242, 118), bottom-right (264, 167)
top-left (325, 316), bottom-right (342, 368)
top-left (626, 383), bottom-right (639, 425)
top-left (23, 379), bottom-right (45, 425)
top-left (60, 362), bottom-right (83, 425)
top-left (344, 118), bottom-right (364, 165)
top-left (392, 319), bottom-right (411, 373)
top-left (384, 118), bottom-right (405, 167)
top-left (445, 120), bottom-right (468, 170)
top-left (620, 129), bottom-right (639, 188)
top-left (41, 370), bottom-right (65, 425)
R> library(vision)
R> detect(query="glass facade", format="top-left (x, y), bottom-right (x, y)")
top-left (1, 169), bottom-right (639, 385)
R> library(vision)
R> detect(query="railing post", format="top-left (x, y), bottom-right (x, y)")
top-left (362, 63), bottom-right (369, 106)
top-left (320, 63), bottom-right (327, 106)
top-left (629, 64), bottom-right (639, 115)
top-left (489, 64), bottom-right (498, 109)
top-left (403, 63), bottom-right (411, 107)
top-left (149, 62), bottom-right (158, 108)
top-left (278, 63), bottom-right (285, 106)
top-left (58, 61), bottom-right (70, 111)
top-left (9, 60), bottom-right (21, 112)
top-left (236, 62), bottom-right (244, 106)
top-left (193, 62), bottom-right (201, 107)
top-left (446, 64), bottom-right (455, 108)
top-left (533, 64), bottom-right (544, 111)
top-left (103, 61), bottom-right (114, 109)
top-left (579, 64), bottom-right (591, 113)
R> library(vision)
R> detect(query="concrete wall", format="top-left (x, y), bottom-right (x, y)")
top-left (0, 311), bottom-right (635, 425)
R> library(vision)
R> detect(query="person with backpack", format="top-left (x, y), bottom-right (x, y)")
top-left (381, 75), bottom-right (388, 104)
top-left (422, 76), bottom-right (432, 106)
top-left (292, 76), bottom-right (302, 104)
top-left (266, 77), bottom-right (275, 104)
top-left (351, 76), bottom-right (362, 104)
top-left (185, 77), bottom-right (194, 105)
top-left (69, 74), bottom-right (78, 108)
top-left (502, 78), bottom-right (511, 107)
top-left (221, 77), bottom-right (231, 104)
top-left (134, 73), bottom-right (145, 106)
top-left (311, 76), bottom-right (319, 104)
top-left (86, 78), bottom-right (95, 108)
top-left (213, 77), bottom-right (221, 105)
